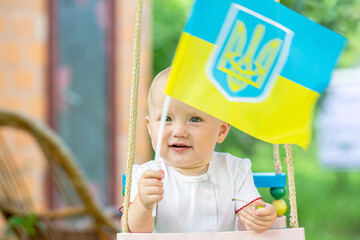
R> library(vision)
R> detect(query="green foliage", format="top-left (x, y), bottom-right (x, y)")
top-left (215, 127), bottom-right (258, 157)
top-left (6, 213), bottom-right (44, 237)
top-left (152, 0), bottom-right (193, 76)
top-left (279, 0), bottom-right (360, 67)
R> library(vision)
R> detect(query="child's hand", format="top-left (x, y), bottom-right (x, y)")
top-left (238, 199), bottom-right (277, 233)
top-left (137, 169), bottom-right (165, 209)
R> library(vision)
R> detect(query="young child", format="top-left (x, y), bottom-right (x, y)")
top-left (122, 67), bottom-right (276, 233)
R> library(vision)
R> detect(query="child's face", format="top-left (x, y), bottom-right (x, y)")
top-left (146, 78), bottom-right (230, 175)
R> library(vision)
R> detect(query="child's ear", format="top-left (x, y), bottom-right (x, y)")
top-left (145, 116), bottom-right (152, 137)
top-left (217, 122), bottom-right (230, 143)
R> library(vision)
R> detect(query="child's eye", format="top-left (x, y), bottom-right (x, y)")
top-left (190, 117), bottom-right (201, 123)
top-left (165, 116), bottom-right (172, 122)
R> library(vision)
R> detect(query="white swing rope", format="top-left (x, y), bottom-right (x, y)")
top-left (272, 0), bottom-right (299, 230)
top-left (284, 144), bottom-right (299, 228)
top-left (273, 143), bottom-right (299, 228)
top-left (273, 144), bottom-right (282, 174)
top-left (122, 0), bottom-right (144, 233)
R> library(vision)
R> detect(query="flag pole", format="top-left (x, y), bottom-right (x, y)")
top-left (152, 95), bottom-right (171, 217)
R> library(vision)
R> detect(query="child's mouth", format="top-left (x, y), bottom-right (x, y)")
top-left (170, 144), bottom-right (191, 151)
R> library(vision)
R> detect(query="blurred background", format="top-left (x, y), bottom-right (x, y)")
top-left (0, 0), bottom-right (359, 239)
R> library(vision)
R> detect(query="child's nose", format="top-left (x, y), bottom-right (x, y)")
top-left (172, 122), bottom-right (188, 138)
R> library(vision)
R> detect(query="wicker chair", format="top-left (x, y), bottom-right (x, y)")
top-left (0, 110), bottom-right (120, 240)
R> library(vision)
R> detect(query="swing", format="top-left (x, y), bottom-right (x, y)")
top-left (118, 0), bottom-right (305, 239)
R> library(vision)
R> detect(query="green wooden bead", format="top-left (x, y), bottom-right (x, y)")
top-left (270, 187), bottom-right (286, 200)
top-left (122, 187), bottom-right (125, 197)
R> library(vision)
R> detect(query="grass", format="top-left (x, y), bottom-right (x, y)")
top-left (218, 129), bottom-right (360, 240)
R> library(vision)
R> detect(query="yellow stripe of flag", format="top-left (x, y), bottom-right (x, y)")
top-left (165, 33), bottom-right (320, 149)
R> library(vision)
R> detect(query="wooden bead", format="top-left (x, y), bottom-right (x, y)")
top-left (270, 187), bottom-right (286, 199)
top-left (272, 199), bottom-right (287, 217)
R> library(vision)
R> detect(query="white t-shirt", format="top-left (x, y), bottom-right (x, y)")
top-left (129, 152), bottom-right (261, 233)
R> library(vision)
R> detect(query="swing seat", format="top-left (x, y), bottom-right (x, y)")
top-left (117, 228), bottom-right (305, 240)
top-left (253, 172), bottom-right (286, 188)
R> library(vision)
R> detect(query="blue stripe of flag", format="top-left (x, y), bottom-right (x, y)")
top-left (184, 0), bottom-right (346, 94)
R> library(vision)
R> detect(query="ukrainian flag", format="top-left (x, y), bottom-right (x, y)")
top-left (165, 0), bottom-right (346, 149)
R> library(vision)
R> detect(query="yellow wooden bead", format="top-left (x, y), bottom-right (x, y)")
top-left (271, 199), bottom-right (287, 217)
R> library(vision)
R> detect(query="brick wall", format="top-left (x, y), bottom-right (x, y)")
top-left (0, 0), bottom-right (47, 118)
top-left (0, 0), bottom-right (48, 212)
top-left (0, 0), bottom-right (48, 234)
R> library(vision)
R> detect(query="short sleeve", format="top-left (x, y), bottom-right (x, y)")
top-left (234, 158), bottom-right (261, 212)
top-left (129, 164), bottom-right (147, 202)
top-left (119, 163), bottom-right (152, 214)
